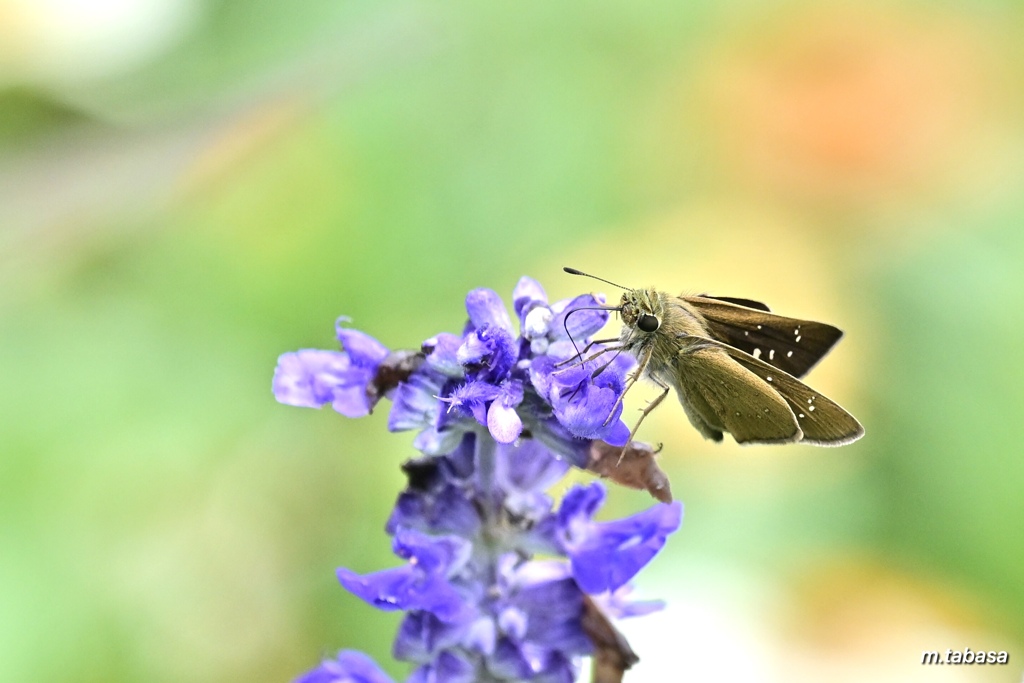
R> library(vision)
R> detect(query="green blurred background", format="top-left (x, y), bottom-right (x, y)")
top-left (2, 0), bottom-right (1023, 681)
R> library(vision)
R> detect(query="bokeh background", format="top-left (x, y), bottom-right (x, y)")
top-left (2, 0), bottom-right (1023, 681)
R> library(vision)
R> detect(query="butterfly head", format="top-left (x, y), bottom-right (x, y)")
top-left (620, 288), bottom-right (663, 334)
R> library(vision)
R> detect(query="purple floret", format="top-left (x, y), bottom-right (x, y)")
top-left (295, 650), bottom-right (395, 683)
top-left (273, 322), bottom-right (389, 418)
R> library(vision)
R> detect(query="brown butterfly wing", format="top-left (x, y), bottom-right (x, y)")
top-left (690, 337), bottom-right (865, 446)
top-left (698, 295), bottom-right (771, 312)
top-left (674, 339), bottom-right (802, 445)
top-left (684, 296), bottom-right (843, 378)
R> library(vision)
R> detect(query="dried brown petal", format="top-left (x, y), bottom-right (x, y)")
top-left (365, 349), bottom-right (425, 412)
top-left (587, 440), bottom-right (673, 503)
top-left (582, 594), bottom-right (639, 683)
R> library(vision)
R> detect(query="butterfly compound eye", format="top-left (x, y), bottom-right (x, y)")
top-left (637, 314), bottom-right (660, 333)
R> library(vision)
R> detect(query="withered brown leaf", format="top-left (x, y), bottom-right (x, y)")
top-left (587, 440), bottom-right (673, 503)
top-left (581, 595), bottom-right (639, 683)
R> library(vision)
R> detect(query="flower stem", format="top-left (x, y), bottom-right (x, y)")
top-left (475, 430), bottom-right (497, 505)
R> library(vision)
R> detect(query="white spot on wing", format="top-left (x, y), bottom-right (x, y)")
top-left (795, 335), bottom-right (802, 343)
top-left (753, 348), bottom-right (762, 359)
top-left (766, 376), bottom-right (773, 382)
top-left (809, 405), bottom-right (816, 412)
top-left (799, 413), bottom-right (805, 418)
top-left (786, 351), bottom-right (793, 358)
top-left (769, 349), bottom-right (775, 360)
top-left (757, 325), bottom-right (762, 330)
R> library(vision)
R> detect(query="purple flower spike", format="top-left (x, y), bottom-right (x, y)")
top-left (276, 277), bottom-right (682, 683)
top-left (294, 650), bottom-right (395, 683)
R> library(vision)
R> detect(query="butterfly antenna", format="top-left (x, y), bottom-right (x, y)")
top-left (563, 267), bottom-right (628, 290)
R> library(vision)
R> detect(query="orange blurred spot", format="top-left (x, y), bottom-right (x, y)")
top-left (696, 3), bottom-right (998, 205)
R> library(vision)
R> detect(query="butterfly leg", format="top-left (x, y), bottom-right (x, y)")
top-left (556, 344), bottom-right (627, 404)
top-left (554, 337), bottom-right (621, 367)
top-left (618, 376), bottom-right (670, 465)
top-left (601, 344), bottom-right (654, 427)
